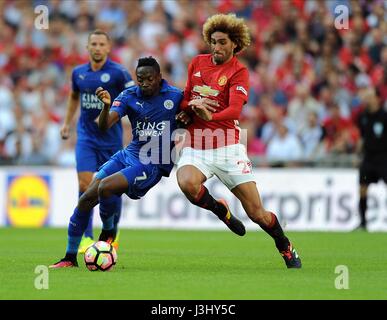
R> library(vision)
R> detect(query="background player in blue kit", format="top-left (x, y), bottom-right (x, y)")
top-left (60, 29), bottom-right (134, 252)
top-left (50, 57), bottom-right (183, 268)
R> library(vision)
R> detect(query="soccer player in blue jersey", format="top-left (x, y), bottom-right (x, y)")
top-left (60, 30), bottom-right (134, 252)
top-left (50, 56), bottom-right (183, 268)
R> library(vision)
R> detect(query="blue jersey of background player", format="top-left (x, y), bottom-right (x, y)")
top-left (71, 51), bottom-right (133, 151)
top-left (50, 56), bottom-right (183, 268)
top-left (60, 29), bottom-right (134, 252)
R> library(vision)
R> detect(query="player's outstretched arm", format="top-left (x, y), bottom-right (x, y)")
top-left (96, 87), bottom-right (120, 131)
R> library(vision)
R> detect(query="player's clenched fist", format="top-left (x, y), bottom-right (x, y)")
top-left (95, 87), bottom-right (111, 106)
top-left (176, 111), bottom-right (192, 126)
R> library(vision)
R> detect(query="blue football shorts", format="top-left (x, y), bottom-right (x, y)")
top-left (95, 149), bottom-right (163, 199)
top-left (76, 142), bottom-right (121, 173)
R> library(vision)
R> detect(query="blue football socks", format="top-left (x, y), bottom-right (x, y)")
top-left (79, 191), bottom-right (94, 239)
top-left (113, 196), bottom-right (122, 234)
top-left (99, 194), bottom-right (121, 231)
top-left (67, 207), bottom-right (93, 254)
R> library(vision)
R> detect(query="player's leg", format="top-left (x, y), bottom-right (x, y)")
top-left (231, 181), bottom-right (301, 268)
top-left (110, 204), bottom-right (122, 250)
top-left (75, 143), bottom-right (100, 251)
top-left (49, 178), bottom-right (101, 268)
top-left (67, 179), bottom-right (100, 258)
top-left (77, 171), bottom-right (96, 252)
top-left (177, 164), bottom-right (246, 236)
top-left (358, 183), bottom-right (368, 230)
top-left (176, 164), bottom-right (206, 201)
top-left (94, 151), bottom-right (128, 243)
top-left (97, 163), bottom-right (164, 242)
top-left (98, 148), bottom-right (123, 249)
top-left (97, 172), bottom-right (128, 243)
top-left (177, 145), bottom-right (248, 236)
top-left (50, 154), bottom-right (125, 268)
top-left (357, 161), bottom-right (375, 231)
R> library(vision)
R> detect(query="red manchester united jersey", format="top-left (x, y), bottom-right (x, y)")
top-left (182, 54), bottom-right (249, 149)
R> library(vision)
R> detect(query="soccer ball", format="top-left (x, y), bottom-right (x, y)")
top-left (84, 241), bottom-right (117, 271)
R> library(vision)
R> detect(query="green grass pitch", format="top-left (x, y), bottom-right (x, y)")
top-left (0, 228), bottom-right (386, 300)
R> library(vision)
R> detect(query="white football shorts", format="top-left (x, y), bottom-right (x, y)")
top-left (176, 143), bottom-right (255, 190)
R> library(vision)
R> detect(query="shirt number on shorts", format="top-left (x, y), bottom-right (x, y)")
top-left (237, 160), bottom-right (252, 174)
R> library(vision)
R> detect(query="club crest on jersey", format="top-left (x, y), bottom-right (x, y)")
top-left (100, 73), bottom-right (110, 83)
top-left (218, 75), bottom-right (227, 86)
top-left (193, 85), bottom-right (219, 97)
top-left (164, 99), bottom-right (174, 110)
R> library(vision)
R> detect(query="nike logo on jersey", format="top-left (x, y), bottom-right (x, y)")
top-left (136, 101), bottom-right (144, 108)
top-left (134, 172), bottom-right (147, 184)
top-left (194, 71), bottom-right (201, 77)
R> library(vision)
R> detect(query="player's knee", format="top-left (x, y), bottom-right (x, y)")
top-left (98, 179), bottom-right (112, 199)
top-left (177, 176), bottom-right (201, 198)
top-left (78, 190), bottom-right (96, 212)
top-left (77, 199), bottom-right (88, 213)
top-left (79, 180), bottom-right (90, 193)
top-left (245, 202), bottom-right (266, 223)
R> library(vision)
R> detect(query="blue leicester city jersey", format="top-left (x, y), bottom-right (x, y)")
top-left (72, 59), bottom-right (134, 149)
top-left (110, 80), bottom-right (183, 176)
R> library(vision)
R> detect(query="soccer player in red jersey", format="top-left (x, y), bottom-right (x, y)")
top-left (176, 14), bottom-right (301, 268)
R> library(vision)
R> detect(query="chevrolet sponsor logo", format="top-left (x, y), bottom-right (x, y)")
top-left (193, 85), bottom-right (219, 97)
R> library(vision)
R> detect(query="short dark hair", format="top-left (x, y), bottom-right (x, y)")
top-left (88, 29), bottom-right (110, 42)
top-left (136, 56), bottom-right (160, 74)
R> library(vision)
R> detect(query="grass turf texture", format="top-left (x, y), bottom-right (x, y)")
top-left (0, 228), bottom-right (386, 300)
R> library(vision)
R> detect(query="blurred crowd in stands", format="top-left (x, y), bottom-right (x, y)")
top-left (0, 0), bottom-right (386, 167)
